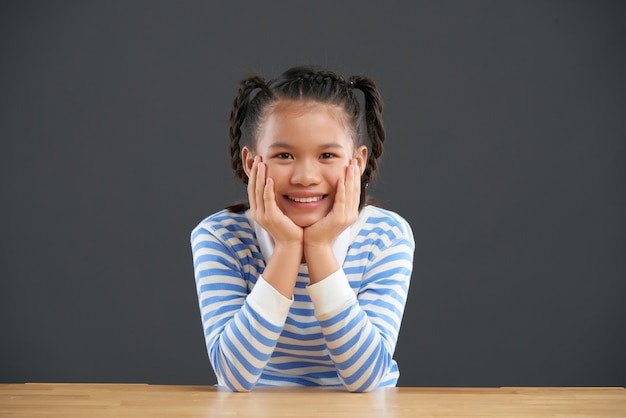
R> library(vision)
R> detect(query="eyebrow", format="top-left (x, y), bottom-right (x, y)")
top-left (268, 142), bottom-right (345, 149)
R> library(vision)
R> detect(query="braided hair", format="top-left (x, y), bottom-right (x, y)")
top-left (227, 65), bottom-right (385, 210)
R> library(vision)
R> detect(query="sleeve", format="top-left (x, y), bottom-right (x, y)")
top-left (191, 224), bottom-right (293, 391)
top-left (307, 221), bottom-right (415, 392)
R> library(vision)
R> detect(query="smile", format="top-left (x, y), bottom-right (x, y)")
top-left (287, 195), bottom-right (325, 203)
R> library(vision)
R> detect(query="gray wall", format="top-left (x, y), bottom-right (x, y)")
top-left (1, 1), bottom-right (624, 386)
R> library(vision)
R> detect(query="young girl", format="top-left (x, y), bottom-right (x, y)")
top-left (191, 65), bottom-right (414, 392)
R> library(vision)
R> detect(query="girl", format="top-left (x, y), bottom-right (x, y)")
top-left (191, 66), bottom-right (414, 392)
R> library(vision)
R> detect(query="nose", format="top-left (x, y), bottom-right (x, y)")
top-left (290, 158), bottom-right (321, 186)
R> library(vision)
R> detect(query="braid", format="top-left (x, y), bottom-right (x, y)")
top-left (349, 75), bottom-right (385, 185)
top-left (228, 75), bottom-right (267, 184)
top-left (275, 66), bottom-right (349, 103)
top-left (348, 75), bottom-right (385, 208)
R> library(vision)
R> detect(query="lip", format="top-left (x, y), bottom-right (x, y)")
top-left (285, 191), bottom-right (327, 198)
top-left (282, 193), bottom-right (328, 208)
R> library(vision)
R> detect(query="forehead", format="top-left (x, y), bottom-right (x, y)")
top-left (268, 99), bottom-right (348, 120)
top-left (256, 100), bottom-right (355, 147)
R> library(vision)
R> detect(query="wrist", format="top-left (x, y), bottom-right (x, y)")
top-left (263, 243), bottom-right (303, 298)
top-left (304, 245), bottom-right (338, 284)
top-left (303, 229), bottom-right (335, 251)
top-left (274, 242), bottom-right (304, 259)
top-left (303, 241), bottom-right (333, 256)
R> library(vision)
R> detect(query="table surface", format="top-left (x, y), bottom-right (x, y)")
top-left (1, 383), bottom-right (625, 417)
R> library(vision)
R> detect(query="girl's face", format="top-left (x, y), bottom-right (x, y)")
top-left (243, 100), bottom-right (367, 228)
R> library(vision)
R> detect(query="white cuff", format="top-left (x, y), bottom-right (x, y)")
top-left (307, 268), bottom-right (356, 317)
top-left (246, 276), bottom-right (293, 326)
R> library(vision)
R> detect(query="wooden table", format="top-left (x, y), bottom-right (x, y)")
top-left (1, 384), bottom-right (624, 417)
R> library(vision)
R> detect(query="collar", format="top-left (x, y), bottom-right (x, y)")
top-left (247, 210), bottom-right (351, 266)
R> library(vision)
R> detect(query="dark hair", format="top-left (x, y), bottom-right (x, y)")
top-left (227, 65), bottom-right (385, 211)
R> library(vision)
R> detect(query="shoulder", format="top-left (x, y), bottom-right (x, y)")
top-left (191, 209), bottom-right (254, 242)
top-left (353, 205), bottom-right (414, 246)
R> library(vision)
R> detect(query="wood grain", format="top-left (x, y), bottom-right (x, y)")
top-left (1, 384), bottom-right (624, 417)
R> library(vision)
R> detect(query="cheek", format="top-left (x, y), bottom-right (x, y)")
top-left (264, 164), bottom-right (285, 183)
top-left (326, 164), bottom-right (347, 185)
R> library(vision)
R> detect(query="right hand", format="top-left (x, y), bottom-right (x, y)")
top-left (248, 156), bottom-right (303, 247)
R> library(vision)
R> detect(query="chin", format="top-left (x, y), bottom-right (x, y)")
top-left (288, 213), bottom-right (325, 228)
top-left (292, 217), bottom-right (320, 228)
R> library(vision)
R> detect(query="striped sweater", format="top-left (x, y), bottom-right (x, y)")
top-left (190, 205), bottom-right (414, 392)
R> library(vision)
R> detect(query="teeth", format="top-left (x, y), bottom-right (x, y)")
top-left (288, 196), bottom-right (324, 203)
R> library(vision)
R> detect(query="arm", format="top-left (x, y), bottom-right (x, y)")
top-left (190, 156), bottom-right (316, 391)
top-left (303, 160), bottom-right (414, 392)
top-left (248, 156), bottom-right (303, 298)
top-left (191, 221), bottom-right (293, 392)
top-left (307, 224), bottom-right (415, 392)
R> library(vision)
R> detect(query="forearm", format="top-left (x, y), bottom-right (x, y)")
top-left (308, 271), bottom-right (395, 392)
top-left (192, 225), bottom-right (294, 391)
top-left (307, 238), bottom-right (413, 392)
top-left (304, 244), bottom-right (339, 285)
top-left (261, 243), bottom-right (302, 298)
top-left (319, 303), bottom-right (394, 392)
top-left (202, 278), bottom-right (292, 391)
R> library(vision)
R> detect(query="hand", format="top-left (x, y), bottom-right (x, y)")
top-left (248, 156), bottom-right (303, 247)
top-left (303, 159), bottom-right (361, 249)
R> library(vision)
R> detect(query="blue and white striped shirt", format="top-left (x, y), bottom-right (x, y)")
top-left (191, 205), bottom-right (414, 392)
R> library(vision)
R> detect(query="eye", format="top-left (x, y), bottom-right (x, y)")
top-left (320, 152), bottom-right (336, 159)
top-left (274, 152), bottom-right (293, 159)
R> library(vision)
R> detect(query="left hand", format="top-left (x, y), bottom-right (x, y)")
top-left (303, 159), bottom-right (361, 248)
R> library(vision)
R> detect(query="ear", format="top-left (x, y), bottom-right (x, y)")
top-left (241, 146), bottom-right (255, 178)
top-left (354, 145), bottom-right (368, 176)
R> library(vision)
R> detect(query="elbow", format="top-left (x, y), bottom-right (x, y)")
top-left (341, 353), bottom-right (392, 393)
top-left (219, 379), bottom-right (256, 393)
top-left (344, 379), bottom-right (379, 393)
top-left (346, 385), bottom-right (375, 393)
top-left (232, 385), bottom-right (254, 393)
top-left (211, 351), bottom-right (259, 392)
top-left (215, 368), bottom-right (257, 392)
top-left (341, 372), bottom-right (382, 393)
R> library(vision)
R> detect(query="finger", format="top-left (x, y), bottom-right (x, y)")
top-left (247, 156), bottom-right (258, 214)
top-left (263, 177), bottom-right (278, 209)
top-left (343, 160), bottom-right (357, 215)
top-left (349, 159), bottom-right (361, 212)
top-left (256, 160), bottom-right (266, 215)
top-left (334, 176), bottom-right (346, 216)
top-left (264, 177), bottom-right (280, 216)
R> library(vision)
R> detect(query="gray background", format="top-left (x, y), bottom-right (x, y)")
top-left (1, 1), bottom-right (625, 387)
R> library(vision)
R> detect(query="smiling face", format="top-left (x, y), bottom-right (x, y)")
top-left (243, 100), bottom-right (367, 227)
